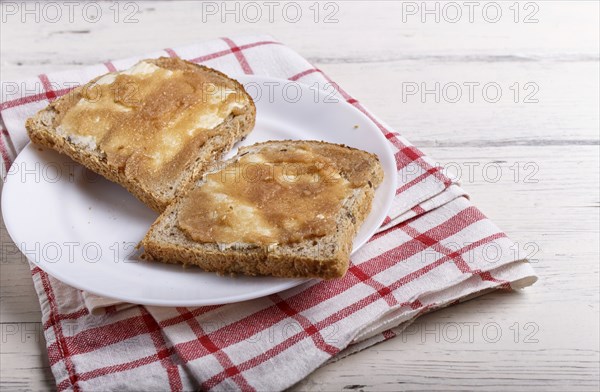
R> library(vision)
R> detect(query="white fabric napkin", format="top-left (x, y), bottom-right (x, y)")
top-left (0, 34), bottom-right (536, 391)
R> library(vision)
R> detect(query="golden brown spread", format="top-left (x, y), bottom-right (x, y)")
top-left (55, 59), bottom-right (248, 190)
top-left (177, 143), bottom-right (368, 246)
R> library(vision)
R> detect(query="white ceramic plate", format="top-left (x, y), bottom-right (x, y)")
top-left (1, 75), bottom-right (396, 306)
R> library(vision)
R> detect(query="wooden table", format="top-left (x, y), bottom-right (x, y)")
top-left (1, 1), bottom-right (598, 390)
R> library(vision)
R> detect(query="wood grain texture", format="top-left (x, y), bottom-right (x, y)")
top-left (1, 1), bottom-right (598, 390)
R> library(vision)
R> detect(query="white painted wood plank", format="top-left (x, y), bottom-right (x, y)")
top-left (293, 298), bottom-right (600, 391)
top-left (0, 321), bottom-right (54, 391)
top-left (322, 60), bottom-right (599, 145)
top-left (1, 1), bottom-right (598, 79)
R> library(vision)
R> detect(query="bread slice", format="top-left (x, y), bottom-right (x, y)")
top-left (142, 140), bottom-right (384, 279)
top-left (26, 57), bottom-right (256, 212)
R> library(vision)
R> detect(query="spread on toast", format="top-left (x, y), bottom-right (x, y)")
top-left (177, 142), bottom-right (370, 245)
top-left (54, 58), bottom-right (248, 190)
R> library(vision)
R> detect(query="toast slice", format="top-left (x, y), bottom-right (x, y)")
top-left (142, 140), bottom-right (384, 279)
top-left (26, 57), bottom-right (256, 212)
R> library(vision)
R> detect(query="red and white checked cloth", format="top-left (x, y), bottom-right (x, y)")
top-left (0, 35), bottom-right (536, 391)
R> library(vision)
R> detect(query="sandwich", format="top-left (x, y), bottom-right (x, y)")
top-left (142, 140), bottom-right (384, 279)
top-left (26, 57), bottom-right (255, 212)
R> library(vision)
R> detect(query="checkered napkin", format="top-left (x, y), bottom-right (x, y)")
top-left (0, 34), bottom-right (537, 391)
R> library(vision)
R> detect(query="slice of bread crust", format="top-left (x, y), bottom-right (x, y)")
top-left (142, 140), bottom-right (384, 279)
top-left (25, 58), bottom-right (256, 212)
